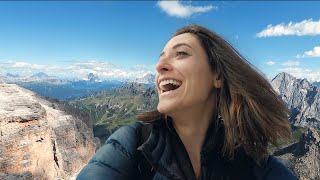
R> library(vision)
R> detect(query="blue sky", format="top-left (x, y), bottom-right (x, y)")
top-left (0, 1), bottom-right (320, 81)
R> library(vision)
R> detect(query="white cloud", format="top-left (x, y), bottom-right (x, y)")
top-left (2, 61), bottom-right (63, 70)
top-left (67, 61), bottom-right (130, 79)
top-left (277, 67), bottom-right (320, 82)
top-left (157, 0), bottom-right (217, 18)
top-left (281, 60), bottom-right (300, 66)
top-left (257, 19), bottom-right (320, 37)
top-left (70, 61), bottom-right (156, 80)
top-left (297, 46), bottom-right (320, 58)
top-left (130, 65), bottom-right (155, 73)
top-left (8, 61), bottom-right (47, 70)
top-left (266, 61), bottom-right (275, 66)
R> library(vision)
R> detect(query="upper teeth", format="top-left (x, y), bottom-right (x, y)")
top-left (159, 79), bottom-right (182, 87)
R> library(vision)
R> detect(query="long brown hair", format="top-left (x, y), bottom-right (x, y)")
top-left (136, 25), bottom-right (291, 163)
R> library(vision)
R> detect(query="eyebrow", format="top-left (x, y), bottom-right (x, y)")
top-left (159, 43), bottom-right (193, 57)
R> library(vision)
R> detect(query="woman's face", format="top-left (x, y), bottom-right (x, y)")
top-left (155, 33), bottom-right (217, 115)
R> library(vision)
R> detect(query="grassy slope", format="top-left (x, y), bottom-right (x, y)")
top-left (268, 126), bottom-right (307, 152)
top-left (69, 84), bottom-right (158, 136)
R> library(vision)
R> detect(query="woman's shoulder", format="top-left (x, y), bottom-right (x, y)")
top-left (76, 121), bottom-right (144, 180)
top-left (255, 155), bottom-right (298, 180)
top-left (93, 121), bottom-right (144, 161)
top-left (106, 121), bottom-right (144, 151)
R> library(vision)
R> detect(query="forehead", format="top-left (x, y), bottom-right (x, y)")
top-left (163, 33), bottom-right (201, 50)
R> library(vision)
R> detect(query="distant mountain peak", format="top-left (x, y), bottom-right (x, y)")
top-left (82, 73), bottom-right (101, 82)
top-left (134, 73), bottom-right (155, 84)
top-left (272, 72), bottom-right (295, 82)
top-left (31, 72), bottom-right (49, 78)
top-left (5, 73), bottom-right (20, 78)
top-left (270, 72), bottom-right (320, 129)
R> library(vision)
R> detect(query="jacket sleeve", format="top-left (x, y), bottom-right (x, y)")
top-left (76, 122), bottom-right (143, 180)
top-left (259, 155), bottom-right (298, 180)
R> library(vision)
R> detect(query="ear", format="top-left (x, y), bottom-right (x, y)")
top-left (212, 73), bottom-right (222, 88)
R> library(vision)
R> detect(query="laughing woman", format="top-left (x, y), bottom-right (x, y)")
top-left (77, 25), bottom-right (297, 180)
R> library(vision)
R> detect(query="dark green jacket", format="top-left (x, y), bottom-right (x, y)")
top-left (77, 120), bottom-right (297, 180)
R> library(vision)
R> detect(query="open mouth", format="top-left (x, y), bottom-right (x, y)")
top-left (159, 79), bottom-right (182, 94)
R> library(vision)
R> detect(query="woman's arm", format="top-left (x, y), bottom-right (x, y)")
top-left (76, 122), bottom-right (143, 180)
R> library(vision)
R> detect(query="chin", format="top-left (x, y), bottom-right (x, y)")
top-left (157, 102), bottom-right (179, 116)
top-left (157, 103), bottom-right (172, 114)
top-left (157, 104), bottom-right (168, 114)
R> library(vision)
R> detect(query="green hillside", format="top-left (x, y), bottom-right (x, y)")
top-left (68, 83), bottom-right (158, 141)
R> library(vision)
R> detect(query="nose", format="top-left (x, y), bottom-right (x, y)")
top-left (155, 60), bottom-right (173, 74)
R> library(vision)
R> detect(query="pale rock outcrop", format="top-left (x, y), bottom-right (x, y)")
top-left (292, 128), bottom-right (320, 180)
top-left (0, 172), bottom-right (32, 180)
top-left (0, 84), bottom-right (99, 180)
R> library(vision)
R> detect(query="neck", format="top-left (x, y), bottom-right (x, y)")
top-left (171, 104), bottom-right (216, 155)
top-left (169, 94), bottom-right (218, 179)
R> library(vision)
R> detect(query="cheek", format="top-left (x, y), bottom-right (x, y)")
top-left (195, 82), bottom-right (212, 98)
top-left (187, 72), bottom-right (213, 98)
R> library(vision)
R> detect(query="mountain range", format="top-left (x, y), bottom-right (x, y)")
top-left (70, 72), bottom-right (320, 133)
top-left (30, 72), bottom-right (49, 78)
top-left (0, 72), bottom-right (155, 101)
top-left (0, 72), bottom-right (123, 100)
top-left (5, 71), bottom-right (317, 137)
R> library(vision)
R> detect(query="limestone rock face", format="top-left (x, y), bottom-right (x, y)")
top-left (292, 128), bottom-right (320, 180)
top-left (271, 72), bottom-right (320, 129)
top-left (0, 84), bottom-right (98, 180)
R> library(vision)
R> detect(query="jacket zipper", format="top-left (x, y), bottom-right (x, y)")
top-left (139, 150), bottom-right (183, 180)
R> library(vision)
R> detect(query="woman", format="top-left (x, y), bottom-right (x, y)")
top-left (77, 25), bottom-right (297, 180)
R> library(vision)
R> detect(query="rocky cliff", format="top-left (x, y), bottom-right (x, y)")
top-left (0, 84), bottom-right (99, 180)
top-left (273, 128), bottom-right (320, 180)
top-left (271, 72), bottom-right (320, 129)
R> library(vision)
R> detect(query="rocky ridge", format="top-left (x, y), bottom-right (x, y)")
top-left (0, 84), bottom-right (99, 180)
top-left (274, 128), bottom-right (320, 180)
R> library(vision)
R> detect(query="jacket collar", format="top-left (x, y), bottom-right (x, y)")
top-left (137, 116), bottom-right (266, 180)
top-left (137, 120), bottom-right (185, 179)
top-left (137, 115), bottom-right (224, 179)
top-left (166, 115), bottom-right (224, 157)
